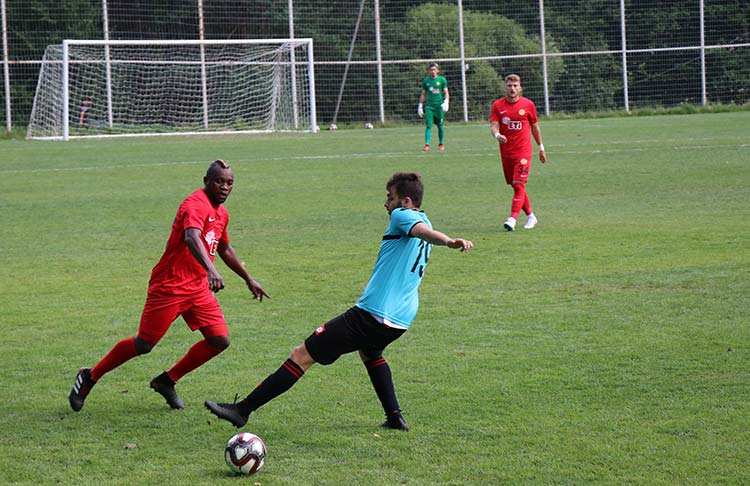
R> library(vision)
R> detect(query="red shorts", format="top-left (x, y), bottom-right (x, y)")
top-left (501, 155), bottom-right (532, 185)
top-left (137, 288), bottom-right (228, 344)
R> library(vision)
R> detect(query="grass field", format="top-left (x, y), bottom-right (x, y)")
top-left (1, 112), bottom-right (748, 485)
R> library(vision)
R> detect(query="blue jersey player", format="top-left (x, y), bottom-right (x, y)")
top-left (205, 172), bottom-right (473, 431)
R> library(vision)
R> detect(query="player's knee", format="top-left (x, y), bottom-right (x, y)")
top-left (289, 343), bottom-right (315, 370)
top-left (134, 336), bottom-right (156, 355)
top-left (206, 335), bottom-right (230, 351)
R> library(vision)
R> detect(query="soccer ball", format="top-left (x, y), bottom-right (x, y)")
top-left (225, 432), bottom-right (267, 475)
top-left (364, 122), bottom-right (374, 129)
top-left (328, 123), bottom-right (338, 131)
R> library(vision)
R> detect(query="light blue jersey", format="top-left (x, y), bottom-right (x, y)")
top-left (356, 208), bottom-right (432, 329)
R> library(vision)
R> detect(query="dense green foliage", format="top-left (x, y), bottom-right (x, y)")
top-left (1, 112), bottom-right (748, 484)
top-left (4, 0), bottom-right (749, 125)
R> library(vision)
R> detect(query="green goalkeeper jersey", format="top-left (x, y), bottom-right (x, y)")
top-left (422, 75), bottom-right (448, 107)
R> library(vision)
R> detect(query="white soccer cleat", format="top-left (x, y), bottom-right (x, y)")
top-left (503, 217), bottom-right (516, 231)
top-left (524, 214), bottom-right (538, 229)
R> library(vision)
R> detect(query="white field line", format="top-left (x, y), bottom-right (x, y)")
top-left (0, 142), bottom-right (747, 175)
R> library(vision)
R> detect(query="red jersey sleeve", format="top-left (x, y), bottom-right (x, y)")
top-left (178, 196), bottom-right (210, 232)
top-left (527, 100), bottom-right (538, 124)
top-left (489, 99), bottom-right (503, 124)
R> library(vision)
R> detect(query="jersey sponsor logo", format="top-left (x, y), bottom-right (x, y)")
top-left (518, 109), bottom-right (526, 116)
top-left (204, 230), bottom-right (219, 255)
top-left (508, 120), bottom-right (523, 130)
top-left (429, 87), bottom-right (440, 94)
top-left (314, 324), bottom-right (326, 335)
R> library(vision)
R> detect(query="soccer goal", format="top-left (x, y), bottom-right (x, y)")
top-left (27, 39), bottom-right (317, 140)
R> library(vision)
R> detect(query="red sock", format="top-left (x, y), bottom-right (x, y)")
top-left (90, 336), bottom-right (138, 381)
top-left (523, 191), bottom-right (532, 215)
top-left (167, 339), bottom-right (224, 383)
top-left (511, 184), bottom-right (526, 219)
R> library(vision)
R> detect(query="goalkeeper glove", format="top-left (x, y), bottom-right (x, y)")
top-left (441, 100), bottom-right (449, 112)
top-left (417, 103), bottom-right (424, 118)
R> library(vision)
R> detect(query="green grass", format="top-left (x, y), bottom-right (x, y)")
top-left (1, 112), bottom-right (748, 485)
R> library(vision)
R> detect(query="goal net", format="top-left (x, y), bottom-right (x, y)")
top-left (27, 39), bottom-right (317, 140)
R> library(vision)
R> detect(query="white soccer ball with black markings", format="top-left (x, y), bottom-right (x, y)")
top-left (225, 432), bottom-right (267, 475)
top-left (328, 123), bottom-right (338, 131)
top-left (364, 122), bottom-right (374, 129)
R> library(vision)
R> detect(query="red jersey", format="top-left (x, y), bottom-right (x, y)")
top-left (489, 96), bottom-right (538, 159)
top-left (148, 189), bottom-right (230, 295)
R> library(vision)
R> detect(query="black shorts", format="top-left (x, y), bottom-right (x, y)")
top-left (304, 306), bottom-right (406, 365)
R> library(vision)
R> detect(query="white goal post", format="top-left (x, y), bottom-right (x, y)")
top-left (27, 38), bottom-right (317, 141)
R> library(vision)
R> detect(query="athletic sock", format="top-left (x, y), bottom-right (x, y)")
top-left (438, 124), bottom-right (445, 144)
top-left (364, 357), bottom-right (401, 415)
top-left (167, 339), bottom-right (224, 383)
top-left (523, 191), bottom-right (532, 215)
top-left (238, 359), bottom-right (304, 415)
top-left (425, 126), bottom-right (432, 146)
top-left (511, 184), bottom-right (526, 219)
top-left (90, 336), bottom-right (138, 382)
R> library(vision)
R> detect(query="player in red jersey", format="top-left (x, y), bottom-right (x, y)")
top-left (489, 74), bottom-right (547, 231)
top-left (69, 159), bottom-right (269, 412)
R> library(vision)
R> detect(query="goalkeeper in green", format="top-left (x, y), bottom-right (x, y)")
top-left (418, 63), bottom-right (449, 151)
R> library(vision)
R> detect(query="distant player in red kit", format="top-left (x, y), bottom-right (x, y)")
top-left (69, 159), bottom-right (270, 412)
top-left (489, 74), bottom-right (547, 231)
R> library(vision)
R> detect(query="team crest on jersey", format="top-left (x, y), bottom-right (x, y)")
top-left (314, 324), bottom-right (326, 335)
top-left (521, 158), bottom-right (528, 165)
top-left (518, 109), bottom-right (526, 116)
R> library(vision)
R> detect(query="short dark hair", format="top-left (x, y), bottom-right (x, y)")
top-left (206, 159), bottom-right (231, 178)
top-left (504, 73), bottom-right (521, 84)
top-left (387, 172), bottom-right (424, 208)
top-left (429, 62), bottom-right (439, 70)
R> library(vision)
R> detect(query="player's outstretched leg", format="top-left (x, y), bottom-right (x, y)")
top-left (149, 371), bottom-right (185, 409)
top-left (204, 400), bottom-right (249, 428)
top-left (69, 367), bottom-right (96, 412)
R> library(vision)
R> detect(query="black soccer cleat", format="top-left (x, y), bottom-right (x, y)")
top-left (380, 410), bottom-right (410, 431)
top-left (69, 367), bottom-right (96, 412)
top-left (204, 400), bottom-right (249, 428)
top-left (149, 372), bottom-right (185, 409)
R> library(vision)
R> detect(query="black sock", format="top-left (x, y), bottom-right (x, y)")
top-left (239, 359), bottom-right (304, 414)
top-left (364, 357), bottom-right (400, 415)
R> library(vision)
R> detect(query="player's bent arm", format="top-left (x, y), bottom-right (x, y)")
top-left (409, 222), bottom-right (473, 252)
top-left (185, 227), bottom-right (224, 292)
top-left (217, 242), bottom-right (270, 301)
